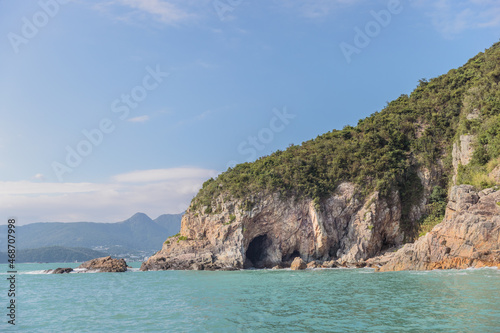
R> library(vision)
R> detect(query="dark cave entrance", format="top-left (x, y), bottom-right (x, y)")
top-left (246, 235), bottom-right (269, 268)
top-left (380, 235), bottom-right (394, 252)
top-left (282, 250), bottom-right (301, 263)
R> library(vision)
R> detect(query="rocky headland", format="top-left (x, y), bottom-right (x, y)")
top-left (141, 184), bottom-right (500, 272)
top-left (141, 182), bottom-right (425, 271)
top-left (141, 43), bottom-right (500, 273)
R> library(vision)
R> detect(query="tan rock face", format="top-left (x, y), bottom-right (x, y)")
top-left (78, 256), bottom-right (128, 273)
top-left (306, 261), bottom-right (319, 269)
top-left (321, 260), bottom-right (337, 268)
top-left (291, 257), bottom-right (307, 270)
top-left (452, 134), bottom-right (475, 184)
top-left (489, 165), bottom-right (500, 184)
top-left (377, 185), bottom-right (500, 272)
top-left (141, 182), bottom-right (409, 271)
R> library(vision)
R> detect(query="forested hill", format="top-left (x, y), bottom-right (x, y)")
top-left (191, 42), bottom-right (500, 234)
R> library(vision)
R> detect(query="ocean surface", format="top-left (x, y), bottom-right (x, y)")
top-left (1, 263), bottom-right (499, 332)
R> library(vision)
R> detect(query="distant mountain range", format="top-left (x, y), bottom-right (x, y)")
top-left (0, 213), bottom-right (183, 257)
top-left (0, 246), bottom-right (107, 263)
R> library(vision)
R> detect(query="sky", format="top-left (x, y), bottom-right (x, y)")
top-left (0, 0), bottom-right (499, 224)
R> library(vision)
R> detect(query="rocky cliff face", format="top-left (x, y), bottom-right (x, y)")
top-left (452, 134), bottom-right (475, 184)
top-left (141, 182), bottom-right (410, 271)
top-left (377, 185), bottom-right (500, 272)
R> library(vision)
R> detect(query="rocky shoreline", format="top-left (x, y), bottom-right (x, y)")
top-left (141, 185), bottom-right (499, 272)
top-left (376, 185), bottom-right (500, 271)
top-left (140, 181), bottom-right (411, 271)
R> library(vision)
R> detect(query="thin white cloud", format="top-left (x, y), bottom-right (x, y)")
top-left (175, 110), bottom-right (213, 127)
top-left (33, 173), bottom-right (45, 181)
top-left (92, 0), bottom-right (211, 25)
top-left (0, 181), bottom-right (107, 195)
top-left (128, 115), bottom-right (150, 123)
top-left (413, 0), bottom-right (500, 37)
top-left (118, 0), bottom-right (193, 24)
top-left (1, 167), bottom-right (218, 224)
top-left (195, 60), bottom-right (218, 70)
top-left (278, 0), bottom-right (499, 36)
top-left (275, 0), bottom-right (362, 19)
top-left (113, 167), bottom-right (218, 183)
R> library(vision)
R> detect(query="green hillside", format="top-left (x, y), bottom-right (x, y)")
top-left (191, 42), bottom-right (500, 240)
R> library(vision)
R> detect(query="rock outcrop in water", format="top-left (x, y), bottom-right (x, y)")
top-left (46, 267), bottom-right (74, 274)
top-left (377, 185), bottom-right (500, 271)
top-left (78, 256), bottom-right (128, 272)
top-left (291, 257), bottom-right (307, 270)
top-left (141, 183), bottom-right (415, 271)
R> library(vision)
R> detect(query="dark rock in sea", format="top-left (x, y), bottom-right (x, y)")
top-left (46, 267), bottom-right (73, 274)
top-left (77, 256), bottom-right (128, 273)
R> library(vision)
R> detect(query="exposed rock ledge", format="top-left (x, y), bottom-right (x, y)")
top-left (377, 185), bottom-right (500, 272)
top-left (77, 256), bottom-right (128, 272)
top-left (141, 182), bottom-right (408, 271)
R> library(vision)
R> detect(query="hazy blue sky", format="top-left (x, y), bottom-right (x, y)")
top-left (1, 0), bottom-right (499, 224)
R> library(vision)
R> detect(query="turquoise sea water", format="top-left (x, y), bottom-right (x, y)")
top-left (1, 263), bottom-right (499, 332)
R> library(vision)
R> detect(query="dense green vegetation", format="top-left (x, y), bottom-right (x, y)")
top-left (191, 42), bottom-right (500, 238)
top-left (457, 157), bottom-right (499, 190)
top-left (0, 246), bottom-right (106, 263)
top-left (417, 186), bottom-right (448, 237)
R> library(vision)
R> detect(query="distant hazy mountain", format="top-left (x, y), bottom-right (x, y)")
top-left (0, 212), bottom-right (183, 253)
top-left (0, 246), bottom-right (107, 263)
top-left (154, 214), bottom-right (185, 236)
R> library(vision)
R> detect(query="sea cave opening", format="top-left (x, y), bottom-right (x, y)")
top-left (282, 250), bottom-right (301, 263)
top-left (246, 235), bottom-right (269, 268)
top-left (381, 235), bottom-right (394, 252)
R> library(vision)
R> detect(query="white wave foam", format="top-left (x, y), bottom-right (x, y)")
top-left (127, 267), bottom-right (141, 272)
top-left (23, 270), bottom-right (50, 275)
